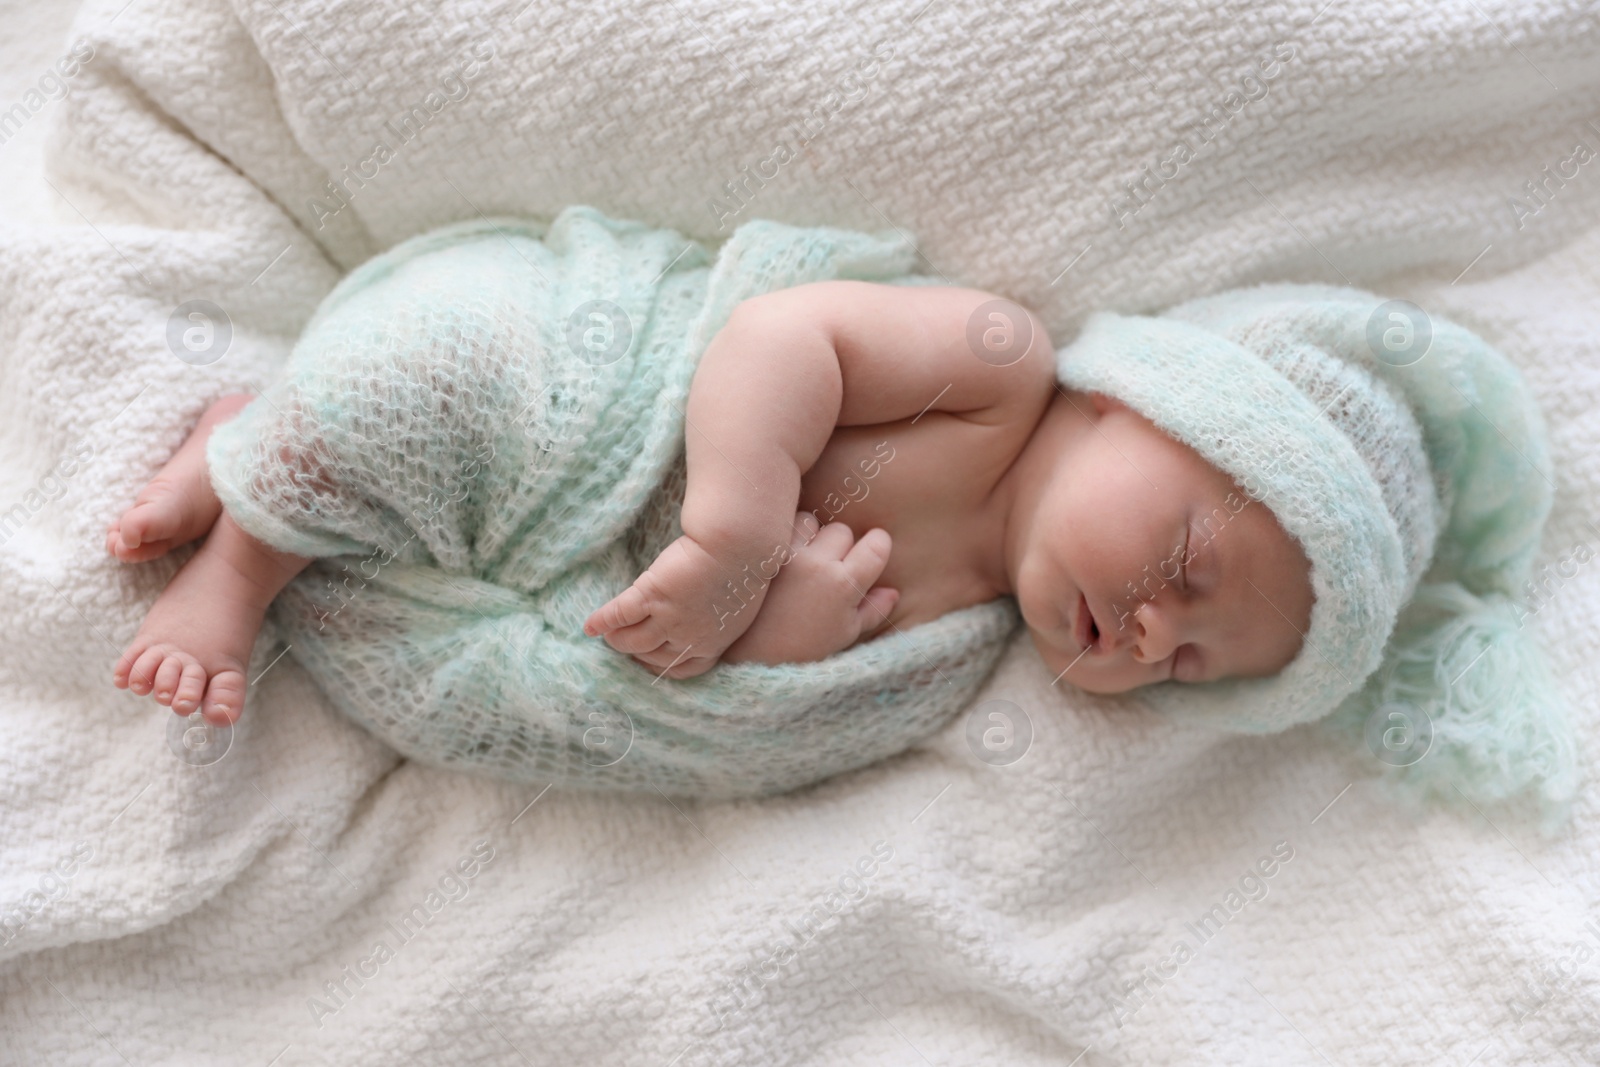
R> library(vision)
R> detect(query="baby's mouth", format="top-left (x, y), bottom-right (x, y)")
top-left (1074, 591), bottom-right (1100, 651)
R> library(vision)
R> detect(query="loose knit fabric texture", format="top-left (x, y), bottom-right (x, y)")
top-left (1058, 285), bottom-right (1578, 818)
top-left (205, 205), bottom-right (1020, 799)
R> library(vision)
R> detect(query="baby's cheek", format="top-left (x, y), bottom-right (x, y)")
top-left (1017, 598), bottom-right (1056, 639)
top-left (1025, 626), bottom-right (1057, 668)
top-left (1013, 581), bottom-right (1059, 635)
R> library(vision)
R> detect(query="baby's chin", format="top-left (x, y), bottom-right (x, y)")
top-left (1026, 627), bottom-right (1150, 695)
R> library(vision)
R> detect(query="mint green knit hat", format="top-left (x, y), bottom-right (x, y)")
top-left (1055, 283), bottom-right (1577, 817)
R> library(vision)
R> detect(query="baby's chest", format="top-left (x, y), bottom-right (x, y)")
top-left (797, 413), bottom-right (1025, 627)
top-left (800, 413), bottom-right (1003, 528)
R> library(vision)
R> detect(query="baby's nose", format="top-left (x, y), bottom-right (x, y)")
top-left (1099, 605), bottom-right (1141, 654)
top-left (1125, 602), bottom-right (1178, 662)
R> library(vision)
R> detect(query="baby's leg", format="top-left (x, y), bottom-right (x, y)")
top-left (113, 511), bottom-right (310, 724)
top-left (106, 392), bottom-right (254, 563)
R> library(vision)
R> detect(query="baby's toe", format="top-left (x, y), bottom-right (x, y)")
top-left (108, 518), bottom-right (147, 563)
top-left (123, 539), bottom-right (175, 564)
top-left (151, 655), bottom-right (189, 705)
top-left (172, 662), bottom-right (208, 715)
top-left (120, 500), bottom-right (168, 547)
top-left (201, 669), bottom-right (247, 726)
top-left (113, 639), bottom-right (148, 687)
top-left (115, 502), bottom-right (190, 563)
top-left (126, 644), bottom-right (169, 694)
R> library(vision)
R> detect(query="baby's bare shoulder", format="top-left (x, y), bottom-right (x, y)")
top-left (746, 280), bottom-right (1056, 429)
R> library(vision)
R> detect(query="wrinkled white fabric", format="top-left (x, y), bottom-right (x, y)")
top-left (2, 0), bottom-right (1599, 1063)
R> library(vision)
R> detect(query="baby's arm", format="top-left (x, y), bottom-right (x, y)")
top-left (584, 280), bottom-right (1053, 677)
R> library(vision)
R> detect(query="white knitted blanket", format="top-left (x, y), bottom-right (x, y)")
top-left (3, 0), bottom-right (1600, 1063)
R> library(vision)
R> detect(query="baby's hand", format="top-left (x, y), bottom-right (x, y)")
top-left (721, 517), bottom-right (899, 666)
top-left (584, 532), bottom-right (772, 680)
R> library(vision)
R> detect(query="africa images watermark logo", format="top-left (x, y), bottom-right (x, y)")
top-left (0, 38), bottom-right (95, 149)
top-left (672, 839), bottom-right (896, 1064)
top-left (1107, 40), bottom-right (1298, 231)
top-left (1104, 840), bottom-right (1296, 1029)
top-left (306, 41), bottom-right (497, 231)
top-left (1506, 119), bottom-right (1599, 233)
top-left (707, 39), bottom-right (895, 232)
top-left (305, 838), bottom-right (496, 1029)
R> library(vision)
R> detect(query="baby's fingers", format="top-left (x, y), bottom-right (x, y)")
top-left (635, 649), bottom-right (714, 681)
top-left (840, 528), bottom-right (893, 591)
top-left (604, 618), bottom-right (668, 656)
top-left (584, 582), bottom-right (650, 637)
top-left (856, 586), bottom-right (900, 636)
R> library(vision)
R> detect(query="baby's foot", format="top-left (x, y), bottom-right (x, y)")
top-left (107, 393), bottom-right (254, 563)
top-left (113, 510), bottom-right (309, 725)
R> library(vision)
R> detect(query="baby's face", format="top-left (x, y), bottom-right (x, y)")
top-left (1015, 392), bottom-right (1315, 693)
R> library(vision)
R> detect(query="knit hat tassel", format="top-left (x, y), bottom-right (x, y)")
top-left (1326, 580), bottom-right (1579, 829)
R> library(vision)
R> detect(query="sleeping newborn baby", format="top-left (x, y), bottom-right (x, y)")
top-left (100, 206), bottom-right (1569, 806)
top-left (108, 274), bottom-right (1311, 719)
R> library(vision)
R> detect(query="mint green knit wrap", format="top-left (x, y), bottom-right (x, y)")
top-left (206, 206), bottom-right (1019, 799)
top-left (1057, 285), bottom-right (1577, 819)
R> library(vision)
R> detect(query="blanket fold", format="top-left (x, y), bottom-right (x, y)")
top-left (205, 205), bottom-right (1020, 798)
